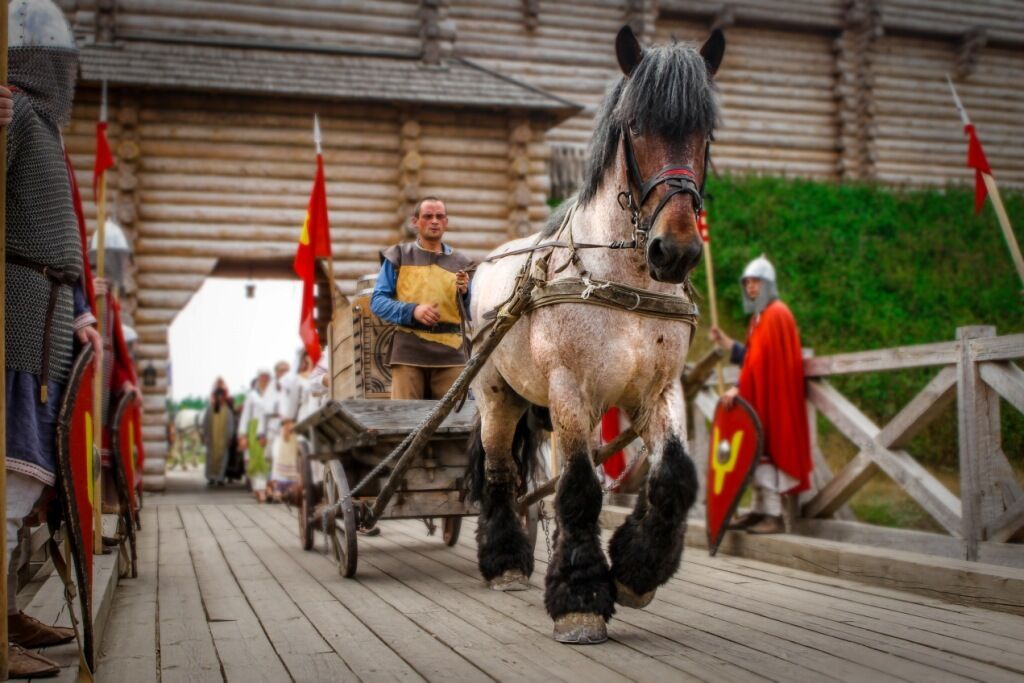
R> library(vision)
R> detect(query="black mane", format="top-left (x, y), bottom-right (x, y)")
top-left (550, 40), bottom-right (718, 234)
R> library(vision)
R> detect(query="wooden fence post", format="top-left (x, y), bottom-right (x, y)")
top-left (691, 400), bottom-right (709, 506)
top-left (956, 325), bottom-right (997, 560)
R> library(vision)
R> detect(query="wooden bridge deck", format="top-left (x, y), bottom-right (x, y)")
top-left (97, 477), bottom-right (1024, 682)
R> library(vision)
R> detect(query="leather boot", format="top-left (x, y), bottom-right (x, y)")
top-left (727, 512), bottom-right (765, 531)
top-left (7, 644), bottom-right (60, 678)
top-left (746, 515), bottom-right (785, 535)
top-left (9, 611), bottom-right (75, 648)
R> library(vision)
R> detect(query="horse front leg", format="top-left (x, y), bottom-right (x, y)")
top-left (609, 381), bottom-right (698, 608)
top-left (474, 366), bottom-right (534, 591)
top-left (544, 371), bottom-right (615, 644)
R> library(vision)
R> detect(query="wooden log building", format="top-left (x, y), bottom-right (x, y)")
top-left (55, 0), bottom-right (1024, 489)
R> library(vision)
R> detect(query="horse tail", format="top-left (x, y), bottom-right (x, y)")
top-left (465, 406), bottom-right (548, 504)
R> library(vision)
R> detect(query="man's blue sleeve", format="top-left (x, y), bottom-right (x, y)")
top-left (370, 260), bottom-right (415, 326)
top-left (730, 342), bottom-right (746, 366)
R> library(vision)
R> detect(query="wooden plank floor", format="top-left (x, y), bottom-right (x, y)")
top-left (98, 474), bottom-right (1024, 682)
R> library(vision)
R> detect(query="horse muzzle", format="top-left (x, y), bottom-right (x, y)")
top-left (646, 234), bottom-right (703, 283)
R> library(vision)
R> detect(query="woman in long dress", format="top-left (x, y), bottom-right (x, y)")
top-left (203, 378), bottom-right (235, 485)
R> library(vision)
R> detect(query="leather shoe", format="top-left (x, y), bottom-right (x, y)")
top-left (727, 512), bottom-right (765, 531)
top-left (747, 515), bottom-right (785, 534)
top-left (9, 611), bottom-right (75, 648)
top-left (8, 644), bottom-right (60, 678)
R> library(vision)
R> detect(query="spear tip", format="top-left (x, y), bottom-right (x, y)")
top-left (313, 114), bottom-right (322, 155)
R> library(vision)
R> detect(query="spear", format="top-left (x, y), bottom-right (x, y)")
top-left (92, 80), bottom-right (110, 554)
top-left (698, 210), bottom-right (726, 395)
top-left (946, 75), bottom-right (1024, 293)
top-left (0, 4), bottom-right (10, 676)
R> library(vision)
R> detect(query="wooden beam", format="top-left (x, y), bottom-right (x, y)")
top-left (979, 361), bottom-right (1024, 415)
top-left (802, 340), bottom-right (958, 377)
top-left (807, 380), bottom-right (962, 535)
top-left (876, 365), bottom-right (957, 449)
top-left (957, 326), bottom-right (996, 560)
top-left (803, 450), bottom-right (876, 519)
top-left (969, 333), bottom-right (1024, 363)
top-left (985, 497), bottom-right (1024, 544)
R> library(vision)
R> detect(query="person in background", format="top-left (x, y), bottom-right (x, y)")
top-left (709, 255), bottom-right (813, 534)
top-left (238, 370), bottom-right (272, 501)
top-left (203, 377), bottom-right (235, 486)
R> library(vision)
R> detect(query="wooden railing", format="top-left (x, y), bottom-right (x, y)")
top-left (690, 326), bottom-right (1024, 562)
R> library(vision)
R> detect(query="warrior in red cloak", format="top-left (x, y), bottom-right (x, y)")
top-left (710, 255), bottom-right (812, 534)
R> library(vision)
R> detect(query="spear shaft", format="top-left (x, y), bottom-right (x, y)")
top-left (92, 81), bottom-right (108, 554)
top-left (0, 4), bottom-right (10, 676)
top-left (946, 76), bottom-right (1024, 292)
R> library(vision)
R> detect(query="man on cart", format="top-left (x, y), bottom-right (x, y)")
top-left (370, 197), bottom-right (472, 400)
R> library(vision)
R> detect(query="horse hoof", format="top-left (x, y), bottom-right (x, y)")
top-left (615, 581), bottom-right (655, 608)
top-left (490, 570), bottom-right (530, 591)
top-left (553, 613), bottom-right (607, 645)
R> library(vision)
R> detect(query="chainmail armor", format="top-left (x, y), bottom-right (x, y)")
top-left (5, 49), bottom-right (82, 383)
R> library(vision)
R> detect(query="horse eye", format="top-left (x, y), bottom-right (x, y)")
top-left (628, 121), bottom-right (641, 136)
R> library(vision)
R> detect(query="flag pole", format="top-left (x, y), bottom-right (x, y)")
top-left (947, 76), bottom-right (1024, 292)
top-left (699, 211), bottom-right (726, 396)
top-left (0, 3), bottom-right (11, 676)
top-left (92, 80), bottom-right (108, 554)
top-left (313, 114), bottom-right (338, 314)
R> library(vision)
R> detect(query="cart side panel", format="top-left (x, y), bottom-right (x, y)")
top-left (353, 292), bottom-right (394, 400)
top-left (330, 288), bottom-right (357, 401)
top-left (380, 489), bottom-right (476, 519)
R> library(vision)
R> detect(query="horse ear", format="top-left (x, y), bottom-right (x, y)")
top-left (616, 25), bottom-right (643, 77)
top-left (700, 29), bottom-right (726, 76)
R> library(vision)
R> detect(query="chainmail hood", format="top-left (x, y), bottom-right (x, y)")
top-left (9, 47), bottom-right (78, 128)
top-left (740, 255), bottom-right (779, 315)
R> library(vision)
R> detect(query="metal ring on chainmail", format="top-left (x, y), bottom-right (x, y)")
top-left (7, 252), bottom-right (79, 403)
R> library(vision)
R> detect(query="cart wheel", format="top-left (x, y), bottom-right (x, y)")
top-left (523, 503), bottom-right (540, 552)
top-left (298, 447), bottom-right (316, 551)
top-left (323, 460), bottom-right (358, 578)
top-left (442, 517), bottom-right (462, 546)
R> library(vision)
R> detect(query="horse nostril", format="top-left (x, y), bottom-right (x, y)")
top-left (647, 237), bottom-right (671, 268)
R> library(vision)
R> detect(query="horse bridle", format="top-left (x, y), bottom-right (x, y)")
top-left (617, 124), bottom-right (710, 251)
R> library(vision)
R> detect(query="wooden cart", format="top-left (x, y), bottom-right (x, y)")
top-left (294, 285), bottom-right (538, 577)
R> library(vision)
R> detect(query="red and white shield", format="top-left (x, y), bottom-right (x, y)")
top-left (706, 396), bottom-right (763, 556)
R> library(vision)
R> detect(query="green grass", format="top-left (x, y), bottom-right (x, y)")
top-left (695, 175), bottom-right (1024, 471)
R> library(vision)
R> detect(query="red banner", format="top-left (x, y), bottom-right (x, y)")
top-left (293, 155), bottom-right (332, 365)
top-left (93, 121), bottom-right (115, 202)
top-left (964, 123), bottom-right (992, 214)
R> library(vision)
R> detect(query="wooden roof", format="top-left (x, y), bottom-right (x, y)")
top-left (79, 40), bottom-right (581, 119)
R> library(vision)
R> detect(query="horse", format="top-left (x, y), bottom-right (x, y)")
top-left (466, 25), bottom-right (724, 644)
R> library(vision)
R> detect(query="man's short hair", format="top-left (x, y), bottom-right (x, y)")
top-left (413, 196), bottom-right (446, 218)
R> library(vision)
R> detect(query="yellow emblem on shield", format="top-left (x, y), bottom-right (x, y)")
top-left (710, 426), bottom-right (744, 495)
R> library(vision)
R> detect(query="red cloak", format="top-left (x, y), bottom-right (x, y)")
top-left (738, 300), bottom-right (812, 493)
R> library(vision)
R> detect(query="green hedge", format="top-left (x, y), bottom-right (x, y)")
top-left (695, 175), bottom-right (1024, 468)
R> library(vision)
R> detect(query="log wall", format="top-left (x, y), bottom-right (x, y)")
top-left (65, 88), bottom-right (550, 489)
top-left (68, 0), bottom-right (423, 54)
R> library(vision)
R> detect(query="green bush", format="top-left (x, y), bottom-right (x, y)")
top-left (696, 175), bottom-right (1024, 468)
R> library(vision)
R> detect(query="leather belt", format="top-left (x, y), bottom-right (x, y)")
top-left (7, 253), bottom-right (79, 403)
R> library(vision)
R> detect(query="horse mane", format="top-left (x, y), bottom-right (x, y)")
top-left (567, 40), bottom-right (720, 222)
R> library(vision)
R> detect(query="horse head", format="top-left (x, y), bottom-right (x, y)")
top-left (611, 26), bottom-right (724, 284)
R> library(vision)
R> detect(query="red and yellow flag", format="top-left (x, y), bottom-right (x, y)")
top-left (293, 154), bottom-right (332, 365)
top-left (93, 121), bottom-right (115, 202)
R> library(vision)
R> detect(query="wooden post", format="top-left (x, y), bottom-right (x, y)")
top-left (0, 2), bottom-right (10, 675)
top-left (698, 211), bottom-right (725, 395)
top-left (691, 400), bottom-right (710, 506)
top-left (956, 325), bottom-right (997, 561)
